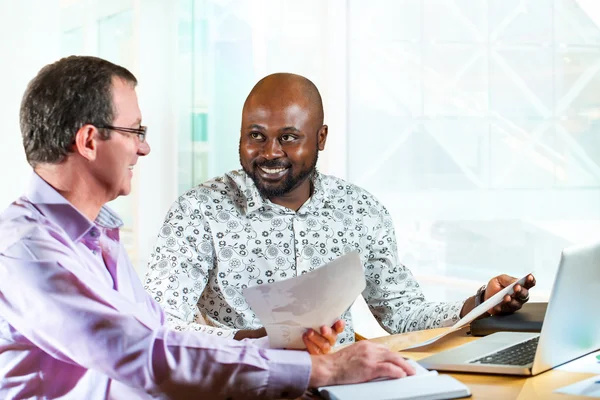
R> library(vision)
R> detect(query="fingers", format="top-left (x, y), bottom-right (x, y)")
top-left (487, 274), bottom-right (535, 315)
top-left (316, 342), bottom-right (418, 386)
top-left (515, 286), bottom-right (529, 301)
top-left (491, 274), bottom-right (535, 300)
top-left (348, 342), bottom-right (415, 378)
top-left (514, 277), bottom-right (533, 301)
top-left (490, 294), bottom-right (511, 314)
top-left (361, 343), bottom-right (416, 378)
top-left (303, 320), bottom-right (346, 355)
top-left (303, 328), bottom-right (332, 355)
top-left (304, 336), bottom-right (323, 355)
top-left (319, 325), bottom-right (337, 347)
top-left (374, 362), bottom-right (408, 379)
top-left (332, 319), bottom-right (345, 334)
top-left (524, 274), bottom-right (536, 289)
top-left (381, 352), bottom-right (415, 377)
top-left (492, 294), bottom-right (526, 314)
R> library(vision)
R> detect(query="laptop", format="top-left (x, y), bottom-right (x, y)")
top-left (419, 240), bottom-right (600, 376)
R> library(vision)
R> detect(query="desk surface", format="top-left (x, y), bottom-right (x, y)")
top-left (368, 327), bottom-right (597, 400)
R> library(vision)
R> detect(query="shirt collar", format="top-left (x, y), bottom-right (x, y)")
top-left (25, 173), bottom-right (123, 242)
top-left (239, 169), bottom-right (335, 215)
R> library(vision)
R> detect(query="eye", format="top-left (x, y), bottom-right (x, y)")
top-left (280, 134), bottom-right (297, 143)
top-left (249, 131), bottom-right (264, 140)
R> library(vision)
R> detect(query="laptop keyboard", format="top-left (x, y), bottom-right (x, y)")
top-left (469, 336), bottom-right (540, 366)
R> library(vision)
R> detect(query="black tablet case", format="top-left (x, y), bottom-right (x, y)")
top-left (470, 302), bottom-right (547, 337)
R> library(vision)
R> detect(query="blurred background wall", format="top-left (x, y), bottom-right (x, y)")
top-left (2, 0), bottom-right (600, 303)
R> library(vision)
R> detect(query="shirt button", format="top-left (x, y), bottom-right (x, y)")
top-left (90, 229), bottom-right (99, 237)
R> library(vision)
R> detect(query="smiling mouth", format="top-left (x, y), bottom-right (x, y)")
top-left (259, 166), bottom-right (288, 174)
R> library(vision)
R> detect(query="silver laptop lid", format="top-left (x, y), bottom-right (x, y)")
top-left (531, 240), bottom-right (600, 375)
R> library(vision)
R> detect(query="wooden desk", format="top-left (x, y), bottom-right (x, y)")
top-left (368, 327), bottom-right (597, 399)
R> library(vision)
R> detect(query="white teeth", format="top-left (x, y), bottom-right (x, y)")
top-left (128, 166), bottom-right (134, 170)
top-left (260, 166), bottom-right (287, 174)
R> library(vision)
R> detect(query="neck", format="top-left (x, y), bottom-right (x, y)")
top-left (35, 160), bottom-right (108, 221)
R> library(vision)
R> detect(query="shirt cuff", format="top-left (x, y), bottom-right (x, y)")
top-left (264, 348), bottom-right (311, 399)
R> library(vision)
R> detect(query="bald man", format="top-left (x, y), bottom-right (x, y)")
top-left (145, 73), bottom-right (535, 350)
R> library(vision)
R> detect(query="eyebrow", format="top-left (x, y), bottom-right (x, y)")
top-left (279, 126), bottom-right (300, 134)
top-left (245, 124), bottom-right (301, 134)
top-left (130, 118), bottom-right (142, 128)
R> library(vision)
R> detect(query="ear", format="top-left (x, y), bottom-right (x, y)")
top-left (317, 125), bottom-right (328, 151)
top-left (74, 124), bottom-right (100, 161)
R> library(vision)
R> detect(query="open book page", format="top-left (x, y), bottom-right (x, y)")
top-left (402, 273), bottom-right (531, 350)
top-left (243, 251), bottom-right (366, 349)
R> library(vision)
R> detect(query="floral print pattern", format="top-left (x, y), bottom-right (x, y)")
top-left (145, 170), bottom-right (464, 345)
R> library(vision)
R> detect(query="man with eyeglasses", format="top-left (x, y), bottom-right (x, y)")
top-left (0, 56), bottom-right (415, 399)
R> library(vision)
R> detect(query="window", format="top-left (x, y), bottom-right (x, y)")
top-left (347, 0), bottom-right (600, 301)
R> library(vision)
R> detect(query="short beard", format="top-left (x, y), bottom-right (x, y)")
top-left (241, 147), bottom-right (319, 200)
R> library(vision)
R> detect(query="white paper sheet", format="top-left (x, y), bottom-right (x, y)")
top-left (554, 375), bottom-right (600, 397)
top-left (404, 273), bottom-right (530, 350)
top-left (243, 251), bottom-right (366, 349)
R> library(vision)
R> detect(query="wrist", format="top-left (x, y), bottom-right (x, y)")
top-left (460, 295), bottom-right (475, 318)
top-left (474, 284), bottom-right (487, 307)
top-left (308, 355), bottom-right (334, 388)
top-left (459, 284), bottom-right (486, 318)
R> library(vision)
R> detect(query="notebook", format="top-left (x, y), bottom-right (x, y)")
top-left (317, 360), bottom-right (471, 400)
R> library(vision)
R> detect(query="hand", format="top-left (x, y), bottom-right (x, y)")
top-left (308, 341), bottom-right (415, 388)
top-left (302, 320), bottom-right (345, 355)
top-left (484, 274), bottom-right (536, 315)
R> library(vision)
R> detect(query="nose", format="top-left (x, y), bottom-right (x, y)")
top-left (138, 139), bottom-right (151, 156)
top-left (261, 138), bottom-right (284, 160)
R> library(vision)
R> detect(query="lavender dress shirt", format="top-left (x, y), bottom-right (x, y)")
top-left (0, 174), bottom-right (310, 399)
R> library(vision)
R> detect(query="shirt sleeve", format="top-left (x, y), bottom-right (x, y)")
top-left (144, 196), bottom-right (237, 339)
top-left (0, 227), bottom-right (310, 399)
top-left (362, 207), bottom-right (465, 333)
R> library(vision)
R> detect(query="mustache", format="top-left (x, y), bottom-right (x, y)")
top-left (256, 160), bottom-right (291, 169)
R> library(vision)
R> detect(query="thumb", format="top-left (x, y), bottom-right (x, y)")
top-left (495, 274), bottom-right (517, 289)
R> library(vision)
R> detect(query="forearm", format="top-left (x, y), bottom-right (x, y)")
top-left (153, 328), bottom-right (311, 398)
top-left (234, 327), bottom-right (267, 340)
top-left (395, 300), bottom-right (465, 332)
top-left (459, 295), bottom-right (477, 318)
top-left (365, 271), bottom-right (464, 332)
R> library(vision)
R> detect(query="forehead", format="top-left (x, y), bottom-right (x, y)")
top-left (111, 77), bottom-right (141, 123)
top-left (242, 101), bottom-right (314, 129)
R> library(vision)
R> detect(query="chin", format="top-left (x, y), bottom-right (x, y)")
top-left (117, 181), bottom-right (132, 197)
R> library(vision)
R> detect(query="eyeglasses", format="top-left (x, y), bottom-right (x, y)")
top-left (97, 125), bottom-right (147, 143)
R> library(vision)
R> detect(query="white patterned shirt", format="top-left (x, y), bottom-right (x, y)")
top-left (144, 170), bottom-right (464, 345)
